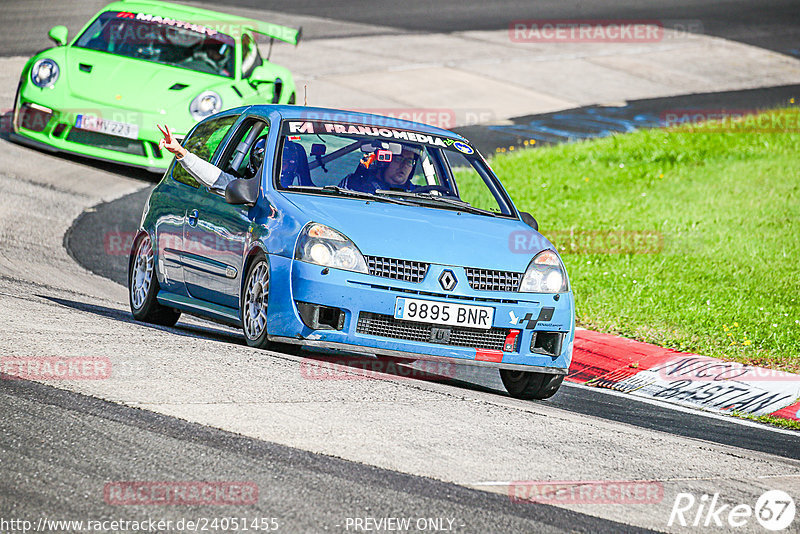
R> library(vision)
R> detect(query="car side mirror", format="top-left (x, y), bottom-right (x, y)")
top-left (249, 66), bottom-right (282, 103)
top-left (520, 211), bottom-right (538, 231)
top-left (249, 65), bottom-right (268, 82)
top-left (48, 25), bottom-right (68, 47)
top-left (225, 178), bottom-right (258, 207)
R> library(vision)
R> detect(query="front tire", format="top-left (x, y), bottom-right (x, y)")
top-left (500, 369), bottom-right (564, 400)
top-left (128, 233), bottom-right (180, 326)
top-left (241, 253), bottom-right (271, 349)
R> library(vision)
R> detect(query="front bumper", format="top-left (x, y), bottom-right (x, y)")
top-left (267, 256), bottom-right (575, 372)
top-left (12, 90), bottom-right (187, 173)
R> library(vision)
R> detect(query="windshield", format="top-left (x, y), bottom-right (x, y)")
top-left (74, 11), bottom-right (236, 78)
top-left (275, 120), bottom-right (514, 216)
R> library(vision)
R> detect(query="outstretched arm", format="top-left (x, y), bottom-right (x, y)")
top-left (157, 124), bottom-right (233, 190)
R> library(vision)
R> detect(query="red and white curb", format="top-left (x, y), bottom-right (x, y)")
top-left (568, 328), bottom-right (800, 423)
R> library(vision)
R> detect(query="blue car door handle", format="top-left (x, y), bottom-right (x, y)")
top-left (188, 209), bottom-right (199, 227)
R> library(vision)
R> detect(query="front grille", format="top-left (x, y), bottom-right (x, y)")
top-left (465, 267), bottom-right (522, 292)
top-left (366, 256), bottom-right (428, 283)
top-left (66, 128), bottom-right (145, 156)
top-left (356, 312), bottom-right (515, 351)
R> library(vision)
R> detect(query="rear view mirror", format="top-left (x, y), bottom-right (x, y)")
top-left (310, 143), bottom-right (326, 156)
top-left (48, 25), bottom-right (68, 46)
top-left (520, 211), bottom-right (538, 231)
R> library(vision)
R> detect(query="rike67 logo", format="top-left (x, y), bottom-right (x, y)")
top-left (669, 490), bottom-right (795, 531)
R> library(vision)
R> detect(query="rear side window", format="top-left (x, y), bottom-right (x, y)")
top-left (172, 115), bottom-right (238, 187)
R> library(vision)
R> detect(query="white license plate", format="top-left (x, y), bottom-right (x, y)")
top-left (394, 297), bottom-right (494, 330)
top-left (76, 114), bottom-right (139, 139)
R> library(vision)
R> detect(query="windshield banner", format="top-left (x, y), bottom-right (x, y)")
top-left (284, 120), bottom-right (469, 151)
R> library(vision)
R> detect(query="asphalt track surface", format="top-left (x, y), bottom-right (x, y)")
top-left (221, 0), bottom-right (800, 56)
top-left (2, 376), bottom-right (647, 533)
top-left (457, 84), bottom-right (800, 155)
top-left (66, 184), bottom-right (800, 461)
top-left (2, 0), bottom-right (800, 57)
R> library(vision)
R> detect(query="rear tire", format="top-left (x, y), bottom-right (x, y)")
top-left (241, 253), bottom-right (271, 349)
top-left (128, 233), bottom-right (180, 326)
top-left (500, 369), bottom-right (564, 400)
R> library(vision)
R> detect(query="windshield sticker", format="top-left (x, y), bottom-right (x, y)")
top-left (116, 12), bottom-right (223, 39)
top-left (453, 141), bottom-right (474, 154)
top-left (286, 121), bottom-right (460, 149)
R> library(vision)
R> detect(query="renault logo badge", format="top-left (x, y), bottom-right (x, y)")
top-left (439, 270), bottom-right (457, 291)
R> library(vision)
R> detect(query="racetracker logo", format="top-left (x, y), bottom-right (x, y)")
top-left (509, 230), bottom-right (663, 255)
top-left (299, 358), bottom-right (458, 382)
top-left (342, 108), bottom-right (495, 129)
top-left (104, 481), bottom-right (258, 506)
top-left (1, 357), bottom-right (111, 380)
top-left (508, 19), bottom-right (701, 43)
top-left (1, 108), bottom-right (13, 133)
top-left (509, 480), bottom-right (663, 504)
top-left (105, 232), bottom-right (244, 256)
top-left (660, 108), bottom-right (800, 133)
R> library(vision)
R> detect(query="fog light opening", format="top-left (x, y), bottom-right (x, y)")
top-left (296, 301), bottom-right (345, 330)
top-left (530, 332), bottom-right (563, 358)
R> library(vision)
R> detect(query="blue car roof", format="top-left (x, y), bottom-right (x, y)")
top-left (243, 105), bottom-right (468, 142)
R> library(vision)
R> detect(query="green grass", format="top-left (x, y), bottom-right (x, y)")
top-left (732, 411), bottom-right (800, 431)
top-left (489, 107), bottom-right (800, 372)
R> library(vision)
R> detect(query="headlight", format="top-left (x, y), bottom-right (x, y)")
top-left (295, 223), bottom-right (368, 274)
top-left (189, 90), bottom-right (222, 120)
top-left (519, 250), bottom-right (568, 293)
top-left (31, 59), bottom-right (59, 88)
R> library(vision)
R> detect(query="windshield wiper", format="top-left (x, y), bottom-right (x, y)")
top-left (374, 190), bottom-right (498, 216)
top-left (284, 185), bottom-right (413, 205)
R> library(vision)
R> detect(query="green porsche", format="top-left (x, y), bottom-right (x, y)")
top-left (11, 0), bottom-right (301, 172)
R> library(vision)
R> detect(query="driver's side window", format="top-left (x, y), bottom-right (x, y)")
top-left (216, 118), bottom-right (270, 182)
top-left (172, 115), bottom-right (237, 188)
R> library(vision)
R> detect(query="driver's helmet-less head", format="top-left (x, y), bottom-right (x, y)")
top-left (379, 144), bottom-right (420, 184)
top-left (247, 135), bottom-right (269, 176)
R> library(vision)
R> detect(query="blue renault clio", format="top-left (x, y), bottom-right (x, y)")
top-left (129, 105), bottom-right (574, 399)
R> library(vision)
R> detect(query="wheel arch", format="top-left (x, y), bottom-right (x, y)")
top-left (240, 241), bottom-right (270, 295)
top-left (127, 229), bottom-right (152, 283)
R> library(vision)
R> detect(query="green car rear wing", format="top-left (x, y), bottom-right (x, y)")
top-left (244, 19), bottom-right (302, 46)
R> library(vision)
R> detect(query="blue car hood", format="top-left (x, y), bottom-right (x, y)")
top-left (281, 193), bottom-right (553, 271)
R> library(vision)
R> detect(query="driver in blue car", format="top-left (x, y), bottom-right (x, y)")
top-left (157, 123), bottom-right (266, 190)
top-left (339, 144), bottom-right (420, 193)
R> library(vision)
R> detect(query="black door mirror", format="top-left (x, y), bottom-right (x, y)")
top-left (520, 211), bottom-right (538, 231)
top-left (225, 178), bottom-right (258, 206)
